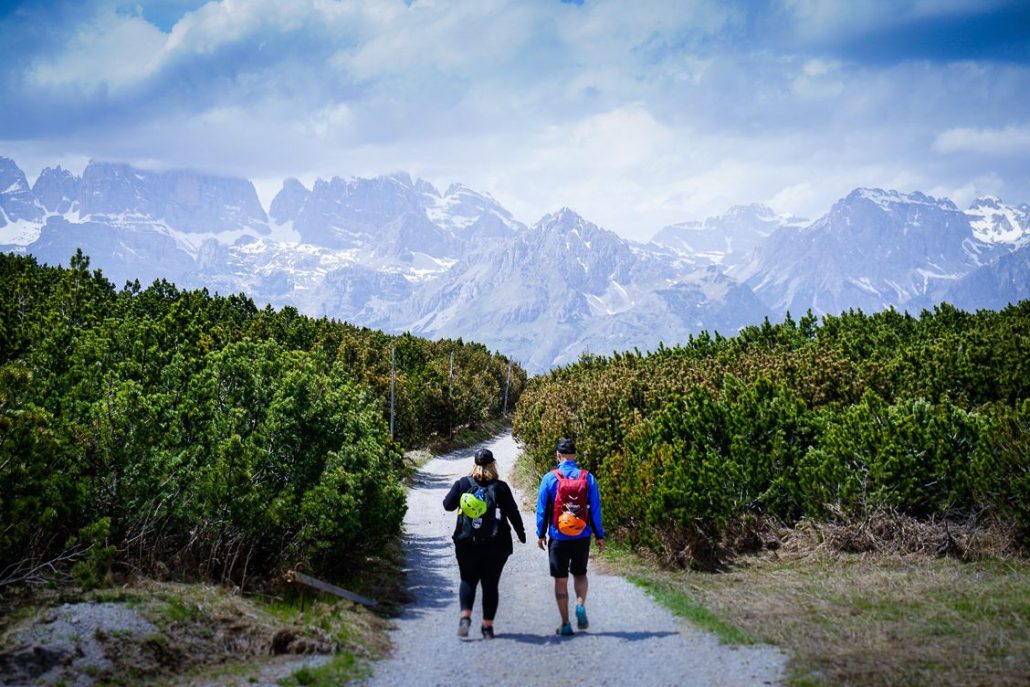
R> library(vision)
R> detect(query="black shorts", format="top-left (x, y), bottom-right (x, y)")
top-left (547, 537), bottom-right (591, 578)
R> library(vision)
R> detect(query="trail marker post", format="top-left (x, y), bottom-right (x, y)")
top-left (390, 347), bottom-right (396, 441)
top-left (285, 570), bottom-right (378, 608)
top-left (503, 360), bottom-right (512, 415)
top-left (448, 351), bottom-right (455, 437)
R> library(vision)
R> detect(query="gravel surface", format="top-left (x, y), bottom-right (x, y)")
top-left (1, 602), bottom-right (158, 687)
top-left (358, 434), bottom-right (786, 687)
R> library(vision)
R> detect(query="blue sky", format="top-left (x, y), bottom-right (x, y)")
top-left (1, 0), bottom-right (1028, 240)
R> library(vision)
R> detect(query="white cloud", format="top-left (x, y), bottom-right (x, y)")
top-left (927, 173), bottom-right (1007, 208)
top-left (6, 0), bottom-right (1029, 242)
top-left (29, 7), bottom-right (167, 89)
top-left (164, 0), bottom-right (319, 56)
top-left (933, 125), bottom-right (1030, 156)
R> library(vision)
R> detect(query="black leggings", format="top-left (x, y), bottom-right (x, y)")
top-left (455, 545), bottom-right (510, 621)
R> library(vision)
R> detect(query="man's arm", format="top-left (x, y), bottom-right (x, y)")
top-left (536, 473), bottom-right (552, 549)
top-left (588, 474), bottom-right (606, 548)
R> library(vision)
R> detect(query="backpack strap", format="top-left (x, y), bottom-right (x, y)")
top-left (554, 468), bottom-right (589, 480)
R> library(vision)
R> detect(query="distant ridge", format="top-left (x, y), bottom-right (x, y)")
top-left (2, 157), bottom-right (1027, 371)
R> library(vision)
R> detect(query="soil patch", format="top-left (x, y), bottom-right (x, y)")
top-left (0, 581), bottom-right (389, 687)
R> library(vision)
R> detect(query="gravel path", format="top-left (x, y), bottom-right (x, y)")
top-left (357, 433), bottom-right (787, 687)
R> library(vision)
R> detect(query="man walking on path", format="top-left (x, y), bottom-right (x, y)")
top-left (536, 437), bottom-right (605, 636)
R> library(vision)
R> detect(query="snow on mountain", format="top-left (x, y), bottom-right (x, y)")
top-left (943, 243), bottom-right (1030, 312)
top-left (966, 196), bottom-right (1029, 246)
top-left (731, 188), bottom-right (1007, 316)
top-left (0, 157), bottom-right (44, 232)
top-left (32, 166), bottom-right (81, 215)
top-left (274, 173), bottom-right (429, 250)
top-left (77, 161), bottom-right (270, 238)
top-left (27, 216), bottom-right (196, 287)
top-left (269, 173), bottom-right (522, 261)
top-left (651, 204), bottom-right (807, 265)
top-left (426, 184), bottom-right (522, 240)
top-left (3, 153), bottom-right (1028, 371)
top-left (403, 208), bottom-right (762, 372)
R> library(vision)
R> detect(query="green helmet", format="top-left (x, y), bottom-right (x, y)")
top-left (460, 492), bottom-right (487, 519)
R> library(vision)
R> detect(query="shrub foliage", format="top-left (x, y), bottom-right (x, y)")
top-left (514, 305), bottom-right (1029, 565)
top-left (0, 251), bottom-right (524, 586)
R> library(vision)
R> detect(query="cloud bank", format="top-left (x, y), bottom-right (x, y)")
top-left (1, 0), bottom-right (1027, 240)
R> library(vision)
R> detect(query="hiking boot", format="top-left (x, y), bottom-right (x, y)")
top-left (458, 617), bottom-right (471, 638)
top-left (575, 604), bottom-right (589, 629)
top-left (556, 621), bottom-right (574, 636)
top-left (481, 624), bottom-right (495, 640)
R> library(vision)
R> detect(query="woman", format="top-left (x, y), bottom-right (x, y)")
top-left (442, 447), bottom-right (526, 639)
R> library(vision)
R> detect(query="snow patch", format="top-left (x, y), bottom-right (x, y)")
top-left (0, 218), bottom-right (42, 245)
top-left (585, 280), bottom-right (635, 316)
top-left (966, 201), bottom-right (1027, 245)
top-left (848, 277), bottom-right (881, 296)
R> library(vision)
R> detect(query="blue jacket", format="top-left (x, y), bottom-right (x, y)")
top-left (536, 460), bottom-right (605, 541)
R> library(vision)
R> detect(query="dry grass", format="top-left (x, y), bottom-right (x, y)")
top-left (602, 545), bottom-right (1030, 687)
top-left (707, 555), bottom-right (1028, 686)
top-left (770, 507), bottom-right (1023, 561)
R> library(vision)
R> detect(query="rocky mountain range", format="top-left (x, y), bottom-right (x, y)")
top-left (2, 156), bottom-right (1027, 372)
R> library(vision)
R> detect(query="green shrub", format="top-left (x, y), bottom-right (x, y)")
top-left (514, 302), bottom-right (1029, 565)
top-left (0, 252), bottom-right (519, 587)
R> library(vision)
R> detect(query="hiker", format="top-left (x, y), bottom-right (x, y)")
top-left (536, 437), bottom-right (605, 636)
top-left (443, 447), bottom-right (526, 639)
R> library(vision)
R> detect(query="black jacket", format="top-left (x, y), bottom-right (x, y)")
top-left (443, 477), bottom-right (526, 556)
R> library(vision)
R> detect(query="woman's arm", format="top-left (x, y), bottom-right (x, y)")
top-left (499, 482), bottom-right (526, 543)
top-left (442, 477), bottom-right (466, 511)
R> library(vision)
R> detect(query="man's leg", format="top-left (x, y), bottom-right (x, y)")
top-left (570, 539), bottom-right (591, 629)
top-left (548, 538), bottom-right (575, 633)
top-left (573, 573), bottom-right (588, 606)
top-left (553, 576), bottom-right (571, 624)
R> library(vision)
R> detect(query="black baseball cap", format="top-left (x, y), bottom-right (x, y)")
top-left (474, 448), bottom-right (495, 465)
top-left (555, 438), bottom-right (576, 455)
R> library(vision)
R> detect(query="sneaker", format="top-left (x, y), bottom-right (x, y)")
top-left (458, 617), bottom-right (471, 638)
top-left (556, 621), bottom-right (574, 636)
top-left (575, 604), bottom-right (589, 630)
top-left (481, 624), bottom-right (495, 640)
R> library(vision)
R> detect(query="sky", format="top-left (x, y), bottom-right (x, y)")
top-left (1, 0), bottom-right (1028, 241)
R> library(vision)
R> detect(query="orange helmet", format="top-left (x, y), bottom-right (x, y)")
top-left (557, 512), bottom-right (586, 536)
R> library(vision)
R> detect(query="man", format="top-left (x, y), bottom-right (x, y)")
top-left (536, 437), bottom-right (605, 636)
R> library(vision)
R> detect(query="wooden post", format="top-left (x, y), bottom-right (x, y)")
top-left (448, 351), bottom-right (455, 437)
top-left (390, 347), bottom-right (396, 441)
top-left (502, 360), bottom-right (512, 415)
top-left (286, 570), bottom-right (378, 608)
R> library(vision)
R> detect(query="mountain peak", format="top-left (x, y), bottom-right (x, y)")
top-left (970, 196), bottom-right (1003, 210)
top-left (723, 203), bottom-right (775, 221)
top-left (538, 207), bottom-right (587, 231)
top-left (842, 187), bottom-right (958, 212)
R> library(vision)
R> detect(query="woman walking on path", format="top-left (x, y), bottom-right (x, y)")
top-left (443, 447), bottom-right (527, 639)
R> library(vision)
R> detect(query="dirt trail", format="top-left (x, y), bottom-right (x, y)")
top-left (356, 433), bottom-right (786, 687)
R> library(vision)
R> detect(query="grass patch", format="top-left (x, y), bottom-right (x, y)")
top-left (600, 543), bottom-right (1030, 686)
top-left (424, 418), bottom-right (512, 456)
top-left (629, 575), bottom-right (758, 645)
top-left (511, 446), bottom-right (544, 511)
top-left (404, 419), bottom-right (512, 485)
top-left (157, 595), bottom-right (204, 623)
top-left (279, 652), bottom-right (368, 687)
